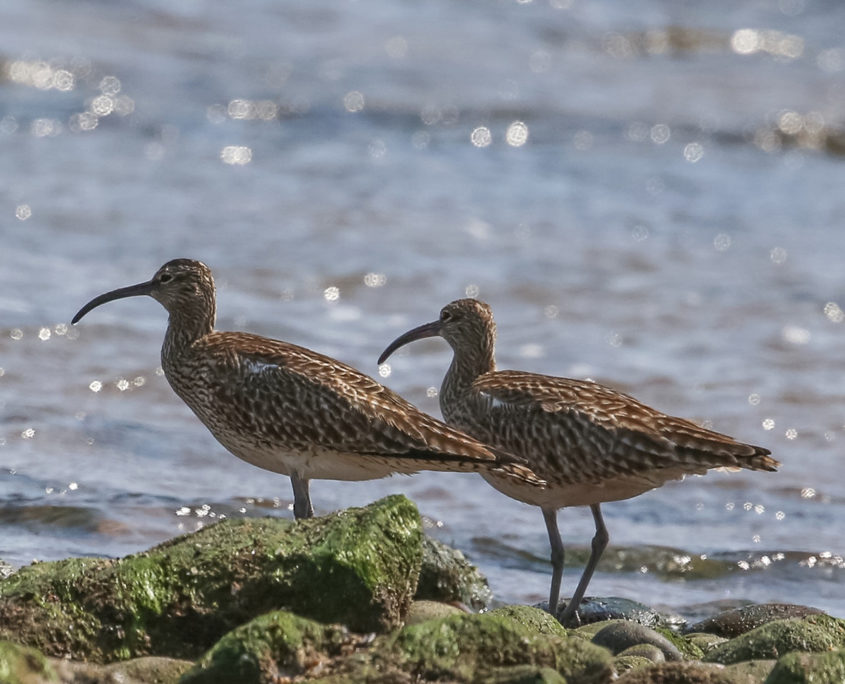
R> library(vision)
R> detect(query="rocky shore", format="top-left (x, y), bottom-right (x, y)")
top-left (0, 495), bottom-right (842, 683)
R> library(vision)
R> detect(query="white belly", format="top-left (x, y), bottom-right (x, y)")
top-left (211, 429), bottom-right (417, 482)
top-left (482, 466), bottom-right (696, 509)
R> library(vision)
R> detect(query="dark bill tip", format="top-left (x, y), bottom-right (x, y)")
top-left (377, 320), bottom-right (442, 365)
top-left (71, 280), bottom-right (155, 325)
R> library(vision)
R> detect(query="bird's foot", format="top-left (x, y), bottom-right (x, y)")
top-left (556, 600), bottom-right (584, 628)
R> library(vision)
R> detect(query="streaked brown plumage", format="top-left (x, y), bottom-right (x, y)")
top-left (379, 298), bottom-right (779, 624)
top-left (71, 261), bottom-right (541, 520)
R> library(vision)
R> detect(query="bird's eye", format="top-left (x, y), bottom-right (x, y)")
top-left (440, 310), bottom-right (452, 322)
top-left (159, 273), bottom-right (173, 284)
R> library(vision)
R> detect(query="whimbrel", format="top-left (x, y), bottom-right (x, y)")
top-left (72, 261), bottom-right (542, 519)
top-left (379, 298), bottom-right (778, 624)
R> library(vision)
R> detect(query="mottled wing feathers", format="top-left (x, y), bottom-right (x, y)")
top-left (472, 370), bottom-right (778, 483)
top-left (188, 333), bottom-right (541, 484)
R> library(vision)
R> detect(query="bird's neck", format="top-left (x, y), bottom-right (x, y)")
top-left (161, 304), bottom-right (216, 369)
top-left (440, 338), bottom-right (496, 426)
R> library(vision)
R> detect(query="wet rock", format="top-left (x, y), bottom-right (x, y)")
top-left (704, 614), bottom-right (845, 665)
top-left (416, 535), bottom-right (492, 610)
top-left (766, 648), bottom-right (845, 683)
top-left (617, 643), bottom-right (665, 663)
top-left (0, 559), bottom-right (13, 580)
top-left (0, 639), bottom-right (58, 683)
top-left (379, 609), bottom-right (612, 683)
top-left (678, 599), bottom-right (753, 624)
top-left (616, 660), bottom-right (734, 683)
top-left (180, 610), bottom-right (365, 684)
top-left (0, 494), bottom-right (423, 662)
top-left (685, 603), bottom-right (823, 638)
top-left (591, 621), bottom-right (682, 661)
top-left (184, 604), bottom-right (611, 683)
top-left (404, 599), bottom-right (465, 625)
top-left (554, 596), bottom-right (666, 628)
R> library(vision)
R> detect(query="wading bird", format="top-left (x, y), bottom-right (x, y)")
top-left (379, 298), bottom-right (778, 624)
top-left (72, 262), bottom-right (542, 519)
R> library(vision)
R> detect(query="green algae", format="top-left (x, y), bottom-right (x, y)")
top-left (487, 605), bottom-right (569, 637)
top-left (385, 610), bottom-right (612, 683)
top-left (704, 614), bottom-right (845, 665)
top-left (0, 640), bottom-right (58, 683)
top-left (0, 495), bottom-right (423, 662)
top-left (181, 610), bottom-right (359, 684)
top-left (404, 600), bottom-right (464, 625)
top-left (652, 625), bottom-right (705, 661)
top-left (766, 648), bottom-right (845, 683)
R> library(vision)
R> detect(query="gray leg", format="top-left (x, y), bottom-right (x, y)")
top-left (290, 472), bottom-right (314, 519)
top-left (559, 503), bottom-right (609, 625)
top-left (542, 507), bottom-right (564, 617)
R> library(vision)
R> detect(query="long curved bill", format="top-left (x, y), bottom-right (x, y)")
top-left (71, 280), bottom-right (155, 324)
top-left (377, 320), bottom-right (442, 365)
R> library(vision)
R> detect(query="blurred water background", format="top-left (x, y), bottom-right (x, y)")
top-left (1, 0), bottom-right (844, 620)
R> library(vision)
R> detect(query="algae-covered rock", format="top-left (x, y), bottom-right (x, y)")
top-left (0, 495), bottom-right (423, 662)
top-left (615, 660), bottom-right (733, 683)
top-left (0, 640), bottom-right (58, 683)
top-left (416, 536), bottom-right (492, 610)
top-left (685, 632), bottom-right (729, 655)
top-left (404, 600), bottom-right (465, 625)
top-left (617, 643), bottom-right (665, 663)
top-left (181, 605), bottom-right (603, 684)
top-left (571, 619), bottom-right (625, 640)
top-left (613, 654), bottom-right (655, 676)
top-left (488, 605), bottom-right (569, 637)
top-left (685, 603), bottom-right (823, 638)
top-left (704, 614), bottom-right (845, 665)
top-left (383, 610), bottom-right (612, 683)
top-left (722, 658), bottom-right (775, 682)
top-left (652, 625), bottom-right (705, 661)
top-left (765, 648), bottom-right (845, 683)
top-left (55, 655), bottom-right (193, 683)
top-left (181, 610), bottom-right (364, 684)
top-left (482, 665), bottom-right (569, 683)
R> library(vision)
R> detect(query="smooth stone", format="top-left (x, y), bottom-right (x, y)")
top-left (685, 602), bottom-right (823, 638)
top-left (591, 621), bottom-right (683, 661)
top-left (404, 599), bottom-right (465, 625)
